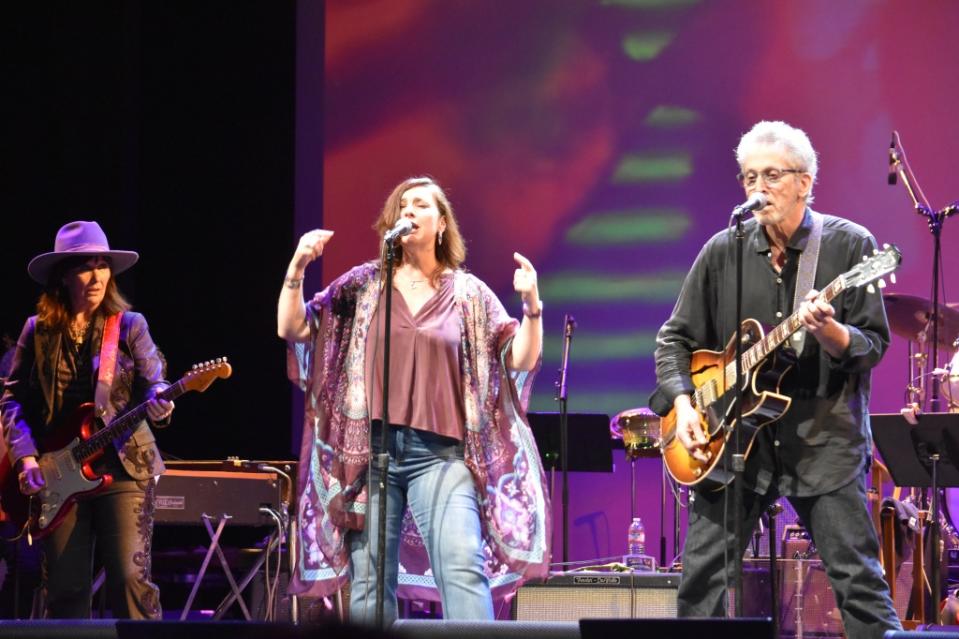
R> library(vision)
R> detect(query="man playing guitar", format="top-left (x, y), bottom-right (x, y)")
top-left (649, 121), bottom-right (901, 639)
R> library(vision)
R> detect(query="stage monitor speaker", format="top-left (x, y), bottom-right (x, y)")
top-left (0, 620), bottom-right (118, 639)
top-left (115, 620), bottom-right (387, 639)
top-left (884, 630), bottom-right (959, 639)
top-left (512, 572), bottom-right (679, 621)
top-left (580, 618), bottom-right (774, 639)
top-left (393, 619), bottom-right (580, 639)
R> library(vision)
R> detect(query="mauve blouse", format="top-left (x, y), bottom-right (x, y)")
top-left (366, 274), bottom-right (466, 440)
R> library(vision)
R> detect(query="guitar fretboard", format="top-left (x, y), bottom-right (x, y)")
top-left (693, 275), bottom-right (847, 411)
top-left (725, 276), bottom-right (846, 391)
top-left (70, 380), bottom-right (188, 463)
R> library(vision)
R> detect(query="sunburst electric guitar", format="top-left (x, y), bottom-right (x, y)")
top-left (0, 358), bottom-right (232, 540)
top-left (661, 245), bottom-right (901, 489)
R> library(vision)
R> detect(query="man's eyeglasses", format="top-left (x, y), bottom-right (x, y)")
top-left (736, 168), bottom-right (805, 188)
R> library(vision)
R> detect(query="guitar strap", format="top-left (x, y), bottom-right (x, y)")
top-left (790, 209), bottom-right (823, 355)
top-left (94, 312), bottom-right (123, 419)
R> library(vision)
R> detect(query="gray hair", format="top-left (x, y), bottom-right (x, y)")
top-left (735, 120), bottom-right (818, 203)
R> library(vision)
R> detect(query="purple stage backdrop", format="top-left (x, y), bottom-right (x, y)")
top-left (296, 0), bottom-right (959, 572)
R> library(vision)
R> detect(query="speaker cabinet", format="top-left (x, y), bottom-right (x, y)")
top-left (743, 558), bottom-right (842, 637)
top-left (512, 573), bottom-right (680, 621)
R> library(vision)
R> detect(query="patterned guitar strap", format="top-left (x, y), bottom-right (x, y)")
top-left (791, 210), bottom-right (823, 356)
top-left (94, 312), bottom-right (123, 419)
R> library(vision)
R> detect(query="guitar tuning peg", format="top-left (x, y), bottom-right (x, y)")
top-left (223, 356), bottom-right (228, 362)
top-left (891, 273), bottom-right (897, 284)
top-left (867, 284), bottom-right (876, 294)
top-left (862, 255), bottom-right (869, 262)
top-left (192, 364), bottom-right (198, 370)
top-left (872, 248), bottom-right (879, 255)
top-left (878, 278), bottom-right (887, 289)
top-left (882, 242), bottom-right (890, 249)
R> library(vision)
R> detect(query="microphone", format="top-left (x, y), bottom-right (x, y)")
top-left (734, 192), bottom-right (768, 213)
top-left (383, 218), bottom-right (414, 243)
top-left (888, 134), bottom-right (899, 185)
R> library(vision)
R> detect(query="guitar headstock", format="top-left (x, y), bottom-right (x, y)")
top-left (182, 357), bottom-right (233, 393)
top-left (843, 244), bottom-right (902, 293)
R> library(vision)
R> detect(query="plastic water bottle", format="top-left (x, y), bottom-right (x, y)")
top-left (627, 517), bottom-right (646, 556)
top-left (624, 517), bottom-right (652, 570)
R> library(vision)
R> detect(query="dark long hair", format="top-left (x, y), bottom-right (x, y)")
top-left (36, 255), bottom-right (131, 331)
top-left (373, 177), bottom-right (467, 287)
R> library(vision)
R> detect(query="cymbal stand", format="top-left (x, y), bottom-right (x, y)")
top-left (889, 130), bottom-right (958, 412)
top-left (906, 334), bottom-right (928, 409)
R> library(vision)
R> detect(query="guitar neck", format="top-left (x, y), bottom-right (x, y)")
top-left (723, 274), bottom-right (846, 387)
top-left (71, 380), bottom-right (187, 463)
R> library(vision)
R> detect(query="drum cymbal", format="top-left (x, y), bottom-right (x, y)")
top-left (610, 407), bottom-right (661, 459)
top-left (883, 293), bottom-right (959, 347)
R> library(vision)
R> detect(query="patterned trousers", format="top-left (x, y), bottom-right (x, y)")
top-left (40, 475), bottom-right (161, 619)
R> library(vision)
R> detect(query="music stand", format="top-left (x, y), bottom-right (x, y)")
top-left (528, 412), bottom-right (612, 570)
top-left (872, 412), bottom-right (959, 625)
top-left (527, 412), bottom-right (613, 473)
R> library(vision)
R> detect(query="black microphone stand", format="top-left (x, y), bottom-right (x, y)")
top-left (556, 314), bottom-right (576, 565)
top-left (374, 237), bottom-right (398, 628)
top-left (889, 132), bottom-right (958, 623)
top-left (916, 200), bottom-right (957, 414)
top-left (730, 204), bottom-right (748, 617)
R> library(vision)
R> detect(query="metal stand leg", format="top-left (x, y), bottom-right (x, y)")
top-left (288, 515), bottom-right (299, 623)
top-left (180, 513), bottom-right (253, 621)
top-left (212, 532), bottom-right (281, 620)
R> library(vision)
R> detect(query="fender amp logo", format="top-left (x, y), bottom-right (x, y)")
top-left (571, 575), bottom-right (622, 585)
top-left (156, 495), bottom-right (186, 510)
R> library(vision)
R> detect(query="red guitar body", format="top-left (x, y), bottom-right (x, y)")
top-left (0, 403), bottom-right (113, 540)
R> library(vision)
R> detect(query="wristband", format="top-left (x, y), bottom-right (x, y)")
top-left (522, 300), bottom-right (543, 319)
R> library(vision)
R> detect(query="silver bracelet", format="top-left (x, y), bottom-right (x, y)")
top-left (284, 276), bottom-right (303, 289)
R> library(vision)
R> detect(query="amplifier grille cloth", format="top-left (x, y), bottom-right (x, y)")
top-left (513, 581), bottom-right (677, 621)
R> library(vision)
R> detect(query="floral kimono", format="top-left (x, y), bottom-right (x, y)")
top-left (287, 262), bottom-right (551, 601)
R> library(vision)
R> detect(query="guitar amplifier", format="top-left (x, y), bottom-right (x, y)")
top-left (512, 572), bottom-right (680, 621)
top-left (154, 460), bottom-right (295, 527)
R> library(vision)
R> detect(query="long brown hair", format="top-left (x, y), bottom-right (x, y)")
top-left (373, 177), bottom-right (466, 286)
top-left (36, 255), bottom-right (132, 331)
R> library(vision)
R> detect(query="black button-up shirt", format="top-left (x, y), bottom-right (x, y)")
top-left (649, 209), bottom-right (891, 496)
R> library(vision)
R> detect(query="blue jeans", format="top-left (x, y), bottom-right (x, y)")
top-left (347, 425), bottom-right (493, 624)
top-left (679, 473), bottom-right (901, 639)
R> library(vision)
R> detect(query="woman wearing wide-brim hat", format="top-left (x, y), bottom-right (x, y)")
top-left (1, 220), bottom-right (173, 619)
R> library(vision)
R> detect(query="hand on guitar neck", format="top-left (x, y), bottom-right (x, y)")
top-left (797, 288), bottom-right (850, 359)
top-left (673, 394), bottom-right (711, 463)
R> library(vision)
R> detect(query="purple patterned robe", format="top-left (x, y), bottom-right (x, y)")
top-left (286, 262), bottom-right (551, 601)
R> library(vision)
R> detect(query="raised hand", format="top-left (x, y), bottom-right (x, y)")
top-left (512, 252), bottom-right (539, 305)
top-left (291, 229), bottom-right (335, 273)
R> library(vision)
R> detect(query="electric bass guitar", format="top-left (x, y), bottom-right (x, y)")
top-left (661, 245), bottom-right (901, 489)
top-left (0, 358), bottom-right (232, 540)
